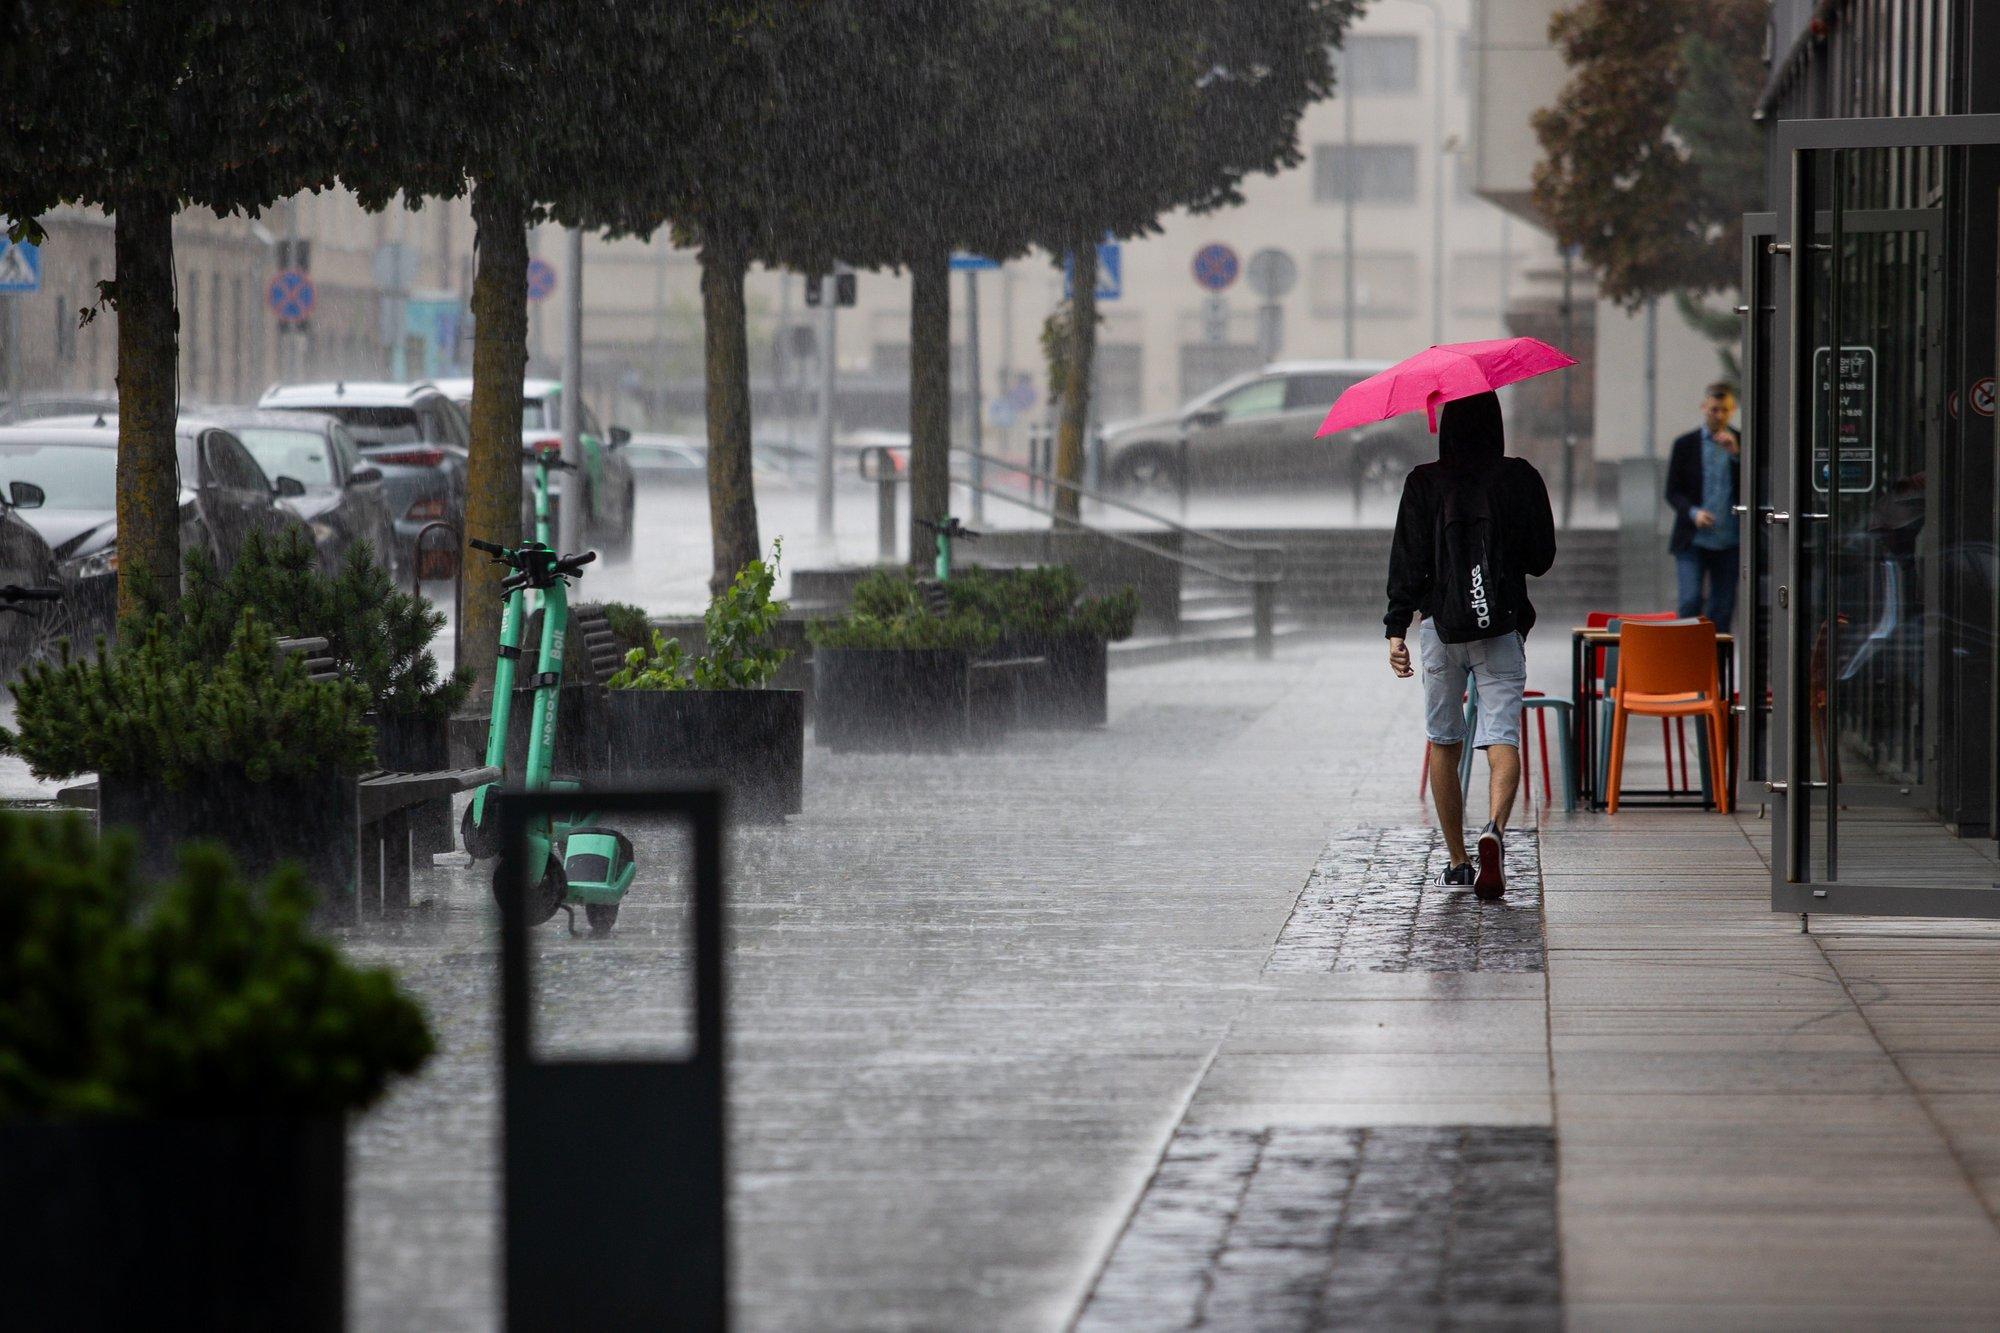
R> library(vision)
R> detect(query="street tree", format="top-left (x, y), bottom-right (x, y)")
top-left (0, 5), bottom-right (359, 622)
top-left (1531, 0), bottom-right (1767, 308)
top-left (1003, 0), bottom-right (1356, 521)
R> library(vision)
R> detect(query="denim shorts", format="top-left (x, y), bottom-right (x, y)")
top-left (1418, 619), bottom-right (1527, 750)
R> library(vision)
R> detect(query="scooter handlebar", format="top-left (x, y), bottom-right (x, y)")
top-left (553, 551), bottom-right (597, 576)
top-left (469, 537), bottom-right (507, 557)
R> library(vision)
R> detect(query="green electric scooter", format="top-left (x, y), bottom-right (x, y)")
top-left (460, 535), bottom-right (637, 935)
top-left (918, 514), bottom-right (980, 581)
top-left (522, 440), bottom-right (568, 615)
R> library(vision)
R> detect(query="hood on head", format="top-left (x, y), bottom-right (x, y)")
top-left (1437, 391), bottom-right (1504, 470)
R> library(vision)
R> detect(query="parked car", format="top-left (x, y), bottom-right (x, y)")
top-left (0, 484), bottom-right (61, 676)
top-left (201, 409), bottom-right (400, 577)
top-left (258, 381), bottom-right (469, 576)
top-left (623, 432), bottom-right (707, 486)
top-left (1100, 360), bottom-right (1427, 495)
top-left (0, 418), bottom-right (305, 643)
top-left (432, 377), bottom-right (635, 558)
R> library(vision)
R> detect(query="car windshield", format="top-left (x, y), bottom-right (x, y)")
top-left (0, 442), bottom-right (118, 509)
top-left (233, 427), bottom-right (338, 486)
top-left (293, 405), bottom-right (423, 446)
top-left (522, 399), bottom-right (549, 432)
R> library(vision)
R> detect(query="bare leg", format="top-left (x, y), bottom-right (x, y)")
top-left (1428, 740), bottom-right (1468, 864)
top-left (1487, 743), bottom-right (1521, 831)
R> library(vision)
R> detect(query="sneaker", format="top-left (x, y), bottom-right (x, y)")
top-left (1475, 822), bottom-right (1505, 899)
top-left (1440, 861), bottom-right (1475, 888)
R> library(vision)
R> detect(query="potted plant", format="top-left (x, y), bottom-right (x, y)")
top-left (807, 570), bottom-right (998, 753)
top-left (944, 565), bottom-right (1137, 729)
top-left (3, 611), bottom-right (377, 910)
top-left (0, 812), bottom-right (433, 1329)
top-left (180, 529), bottom-right (471, 854)
top-left (597, 547), bottom-right (805, 820)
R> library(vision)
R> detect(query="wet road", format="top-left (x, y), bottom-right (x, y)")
top-left (340, 639), bottom-right (1420, 1330)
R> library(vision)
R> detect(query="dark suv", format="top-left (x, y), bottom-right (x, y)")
top-left (1102, 360), bottom-right (1427, 494)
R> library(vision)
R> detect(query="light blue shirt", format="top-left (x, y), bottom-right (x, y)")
top-left (1692, 426), bottom-right (1739, 551)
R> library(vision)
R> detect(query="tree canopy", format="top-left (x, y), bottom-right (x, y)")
top-left (1531, 0), bottom-right (1767, 307)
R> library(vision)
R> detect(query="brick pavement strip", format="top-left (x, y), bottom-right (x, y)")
top-left (1074, 1125), bottom-right (1559, 1331)
top-left (1266, 828), bottom-right (1545, 974)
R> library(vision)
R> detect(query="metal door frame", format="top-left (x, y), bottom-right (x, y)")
top-left (1772, 114), bottom-right (2000, 918)
top-left (1737, 212), bottom-right (1778, 812)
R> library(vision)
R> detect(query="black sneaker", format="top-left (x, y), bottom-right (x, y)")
top-left (1475, 822), bottom-right (1505, 899)
top-left (1440, 861), bottom-right (1475, 888)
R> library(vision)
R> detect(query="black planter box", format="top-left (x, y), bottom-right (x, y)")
top-left (591, 688), bottom-right (805, 820)
top-left (99, 770), bottom-right (358, 916)
top-left (813, 647), bottom-right (970, 753)
top-left (368, 710), bottom-right (453, 856)
top-left (991, 631), bottom-right (1109, 729)
top-left (0, 1115), bottom-right (344, 1329)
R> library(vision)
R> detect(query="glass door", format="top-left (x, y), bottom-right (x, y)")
top-left (1774, 128), bottom-right (2000, 918)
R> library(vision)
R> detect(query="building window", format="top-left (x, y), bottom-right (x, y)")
top-left (1313, 144), bottom-right (1418, 205)
top-left (1338, 34), bottom-right (1419, 96)
top-left (1095, 342), bottom-right (1143, 423)
top-left (1308, 251), bottom-right (1419, 319)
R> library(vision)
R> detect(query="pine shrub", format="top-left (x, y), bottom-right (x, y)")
top-left (0, 812), bottom-right (433, 1120)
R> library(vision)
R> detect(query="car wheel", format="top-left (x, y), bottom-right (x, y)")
top-left (1112, 445), bottom-right (1183, 497)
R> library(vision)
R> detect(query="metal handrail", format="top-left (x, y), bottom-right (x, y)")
top-left (951, 444), bottom-right (1281, 559)
top-left (858, 446), bottom-right (1275, 587)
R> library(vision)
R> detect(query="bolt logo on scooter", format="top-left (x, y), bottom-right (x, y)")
top-left (460, 534), bottom-right (637, 935)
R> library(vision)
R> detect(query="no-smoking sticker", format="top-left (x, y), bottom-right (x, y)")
top-left (1974, 376), bottom-right (1996, 417)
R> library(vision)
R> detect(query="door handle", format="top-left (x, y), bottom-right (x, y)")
top-left (1766, 511), bottom-right (1790, 524)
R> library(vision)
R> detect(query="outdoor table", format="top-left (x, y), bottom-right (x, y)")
top-left (1570, 627), bottom-right (1736, 811)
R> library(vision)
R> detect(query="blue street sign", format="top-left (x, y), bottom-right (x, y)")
top-left (0, 236), bottom-right (42, 293)
top-left (526, 257), bottom-right (557, 301)
top-left (267, 268), bottom-right (316, 323)
top-left (1063, 239), bottom-right (1121, 302)
top-left (1192, 243), bottom-right (1240, 293)
top-left (950, 253), bottom-right (1001, 271)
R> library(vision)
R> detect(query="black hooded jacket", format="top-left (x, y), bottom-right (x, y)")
top-left (1383, 392), bottom-right (1556, 640)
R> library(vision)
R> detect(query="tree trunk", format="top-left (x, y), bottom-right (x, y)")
top-left (907, 248), bottom-right (951, 564)
top-left (701, 241), bottom-right (759, 596)
top-left (1053, 240), bottom-right (1098, 525)
top-left (461, 179), bottom-right (530, 694)
top-left (113, 194), bottom-right (180, 625)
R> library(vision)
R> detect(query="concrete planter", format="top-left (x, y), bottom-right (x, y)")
top-left (990, 631), bottom-right (1109, 729)
top-left (99, 770), bottom-right (358, 917)
top-left (592, 688), bottom-right (805, 821)
top-left (813, 647), bottom-right (970, 753)
top-left (0, 1115), bottom-right (344, 1329)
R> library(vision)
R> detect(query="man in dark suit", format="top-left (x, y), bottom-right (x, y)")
top-left (1664, 381), bottom-right (1741, 632)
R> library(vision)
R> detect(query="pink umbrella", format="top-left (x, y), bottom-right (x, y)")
top-left (1316, 336), bottom-right (1578, 436)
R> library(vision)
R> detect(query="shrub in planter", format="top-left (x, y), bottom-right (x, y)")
top-left (3, 613), bottom-right (376, 899)
top-left (183, 530), bottom-right (469, 852)
top-left (807, 572), bottom-right (997, 752)
top-left (601, 548), bottom-right (804, 818)
top-left (0, 811), bottom-right (434, 1328)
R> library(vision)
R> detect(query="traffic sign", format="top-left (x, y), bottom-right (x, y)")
top-left (267, 268), bottom-right (316, 323)
top-left (1246, 248), bottom-right (1298, 300)
top-left (1974, 375), bottom-right (1996, 417)
top-left (1063, 240), bottom-right (1121, 302)
top-left (0, 236), bottom-right (41, 293)
top-left (525, 258), bottom-right (557, 302)
top-left (950, 253), bottom-right (1001, 271)
top-left (1193, 243), bottom-right (1240, 292)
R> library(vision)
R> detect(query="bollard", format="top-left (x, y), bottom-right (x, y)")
top-left (1251, 548), bottom-right (1277, 661)
top-left (1177, 437), bottom-right (1192, 520)
top-left (877, 469), bottom-right (898, 562)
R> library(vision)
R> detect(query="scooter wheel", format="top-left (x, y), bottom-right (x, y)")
top-left (461, 803), bottom-right (501, 862)
top-left (585, 902), bottom-right (620, 936)
top-left (492, 856), bottom-right (566, 926)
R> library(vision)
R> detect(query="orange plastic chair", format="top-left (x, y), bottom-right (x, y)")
top-left (1605, 619), bottom-right (1731, 814)
top-left (1587, 609), bottom-right (1691, 792)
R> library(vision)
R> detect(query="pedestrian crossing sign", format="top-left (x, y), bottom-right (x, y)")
top-left (0, 237), bottom-right (40, 293)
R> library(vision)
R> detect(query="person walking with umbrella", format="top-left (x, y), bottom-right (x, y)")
top-left (1319, 338), bottom-right (1570, 898)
